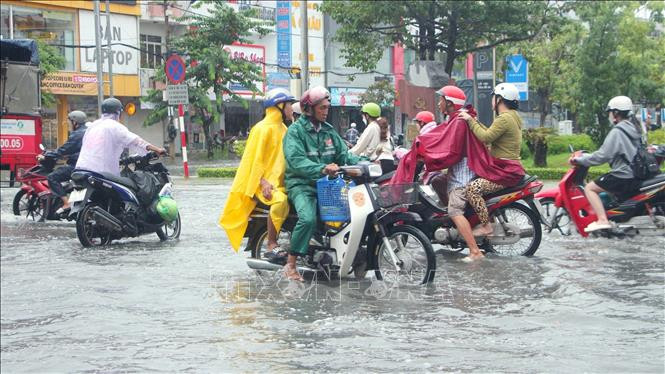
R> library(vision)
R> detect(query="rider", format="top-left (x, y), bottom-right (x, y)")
top-left (414, 111), bottom-right (437, 134)
top-left (350, 103), bottom-right (382, 158)
top-left (459, 83), bottom-right (524, 236)
top-left (292, 101), bottom-right (302, 121)
top-left (438, 85), bottom-right (486, 261)
top-left (219, 88), bottom-right (296, 257)
top-left (570, 95), bottom-right (644, 232)
top-left (75, 98), bottom-right (165, 176)
top-left (345, 122), bottom-right (359, 145)
top-left (282, 86), bottom-right (359, 281)
top-left (39, 110), bottom-right (88, 214)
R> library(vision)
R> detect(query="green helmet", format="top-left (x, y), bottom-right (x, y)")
top-left (361, 102), bottom-right (381, 118)
top-left (156, 196), bottom-right (178, 222)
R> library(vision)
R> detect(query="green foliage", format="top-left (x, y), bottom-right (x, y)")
top-left (520, 140), bottom-right (531, 160)
top-left (143, 1), bottom-right (271, 158)
top-left (197, 167), bottom-right (238, 178)
top-left (232, 139), bottom-right (246, 158)
top-left (36, 40), bottom-right (65, 108)
top-left (547, 134), bottom-right (597, 155)
top-left (648, 129), bottom-right (665, 144)
top-left (526, 167), bottom-right (606, 181)
top-left (359, 80), bottom-right (395, 108)
top-left (319, 0), bottom-right (553, 76)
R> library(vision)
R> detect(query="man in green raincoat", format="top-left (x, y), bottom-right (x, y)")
top-left (282, 86), bottom-right (359, 281)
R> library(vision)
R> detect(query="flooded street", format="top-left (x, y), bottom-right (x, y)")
top-left (1, 178), bottom-right (664, 373)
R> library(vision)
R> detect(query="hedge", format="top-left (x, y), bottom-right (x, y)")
top-left (197, 166), bottom-right (607, 181)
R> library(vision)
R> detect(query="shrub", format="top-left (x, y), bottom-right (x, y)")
top-left (233, 140), bottom-right (247, 158)
top-left (546, 134), bottom-right (597, 155)
top-left (197, 167), bottom-right (237, 178)
top-left (648, 128), bottom-right (665, 145)
top-left (525, 167), bottom-right (606, 181)
top-left (520, 140), bottom-right (531, 160)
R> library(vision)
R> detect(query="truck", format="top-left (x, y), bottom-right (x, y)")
top-left (1, 39), bottom-right (43, 186)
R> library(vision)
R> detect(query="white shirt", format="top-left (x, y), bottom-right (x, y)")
top-left (420, 121), bottom-right (438, 134)
top-left (350, 121), bottom-right (381, 158)
top-left (447, 157), bottom-right (476, 193)
top-left (75, 115), bottom-right (149, 176)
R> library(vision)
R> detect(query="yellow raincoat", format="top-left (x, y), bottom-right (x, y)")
top-left (219, 107), bottom-right (290, 251)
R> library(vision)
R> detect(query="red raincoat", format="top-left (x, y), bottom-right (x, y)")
top-left (391, 106), bottom-right (524, 186)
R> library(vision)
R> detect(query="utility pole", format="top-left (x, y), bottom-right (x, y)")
top-left (93, 0), bottom-right (104, 116)
top-left (105, 0), bottom-right (114, 97)
top-left (300, 0), bottom-right (309, 93)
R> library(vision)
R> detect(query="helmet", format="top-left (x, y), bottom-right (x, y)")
top-left (156, 196), bottom-right (178, 222)
top-left (300, 86), bottom-right (330, 110)
top-left (361, 102), bottom-right (381, 118)
top-left (67, 110), bottom-right (87, 125)
top-left (606, 96), bottom-right (633, 112)
top-left (101, 97), bottom-right (123, 115)
top-left (493, 83), bottom-right (520, 102)
top-left (437, 85), bottom-right (467, 110)
top-left (292, 102), bottom-right (302, 115)
top-left (350, 122), bottom-right (356, 128)
top-left (263, 88), bottom-right (296, 108)
top-left (413, 111), bottom-right (435, 124)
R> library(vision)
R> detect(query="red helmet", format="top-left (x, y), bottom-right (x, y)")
top-left (437, 85), bottom-right (466, 110)
top-left (413, 111), bottom-right (435, 124)
top-left (300, 86), bottom-right (330, 111)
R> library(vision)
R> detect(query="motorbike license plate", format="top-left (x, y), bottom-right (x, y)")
top-left (69, 188), bottom-right (87, 203)
top-left (532, 199), bottom-right (550, 228)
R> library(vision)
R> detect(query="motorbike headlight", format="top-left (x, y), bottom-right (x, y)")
top-left (368, 164), bottom-right (383, 177)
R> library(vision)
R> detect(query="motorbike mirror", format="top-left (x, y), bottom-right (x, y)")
top-left (568, 144), bottom-right (574, 153)
top-left (39, 144), bottom-right (45, 151)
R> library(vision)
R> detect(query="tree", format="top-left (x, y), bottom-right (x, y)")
top-left (319, 0), bottom-right (554, 77)
top-left (37, 40), bottom-right (65, 108)
top-left (143, 1), bottom-right (271, 158)
top-left (359, 79), bottom-right (396, 108)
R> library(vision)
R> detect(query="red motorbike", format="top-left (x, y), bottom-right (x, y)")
top-left (536, 146), bottom-right (665, 238)
top-left (12, 155), bottom-right (71, 221)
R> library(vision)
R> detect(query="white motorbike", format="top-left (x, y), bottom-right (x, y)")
top-left (244, 163), bottom-right (436, 285)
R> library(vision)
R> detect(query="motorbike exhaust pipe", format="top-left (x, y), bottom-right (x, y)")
top-left (90, 207), bottom-right (123, 233)
top-left (246, 259), bottom-right (316, 275)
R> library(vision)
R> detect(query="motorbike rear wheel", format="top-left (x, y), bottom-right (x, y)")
top-left (539, 197), bottom-right (572, 236)
top-left (373, 225), bottom-right (436, 285)
top-left (12, 190), bottom-right (30, 216)
top-left (156, 213), bottom-right (182, 241)
top-left (76, 204), bottom-right (112, 247)
top-left (247, 222), bottom-right (292, 259)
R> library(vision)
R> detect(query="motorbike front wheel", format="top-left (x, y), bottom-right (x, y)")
top-left (487, 203), bottom-right (542, 257)
top-left (156, 213), bottom-right (182, 241)
top-left (76, 204), bottom-right (112, 247)
top-left (373, 225), bottom-right (436, 286)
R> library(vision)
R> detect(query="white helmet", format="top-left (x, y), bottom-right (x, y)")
top-left (606, 96), bottom-right (633, 112)
top-left (292, 102), bottom-right (302, 115)
top-left (493, 83), bottom-right (520, 102)
top-left (350, 122), bottom-right (356, 128)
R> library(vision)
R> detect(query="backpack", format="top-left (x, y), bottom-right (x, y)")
top-left (615, 126), bottom-right (660, 180)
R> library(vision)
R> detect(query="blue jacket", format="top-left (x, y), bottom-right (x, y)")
top-left (45, 125), bottom-right (87, 166)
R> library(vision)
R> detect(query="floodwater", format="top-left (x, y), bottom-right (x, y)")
top-left (1, 178), bottom-right (663, 373)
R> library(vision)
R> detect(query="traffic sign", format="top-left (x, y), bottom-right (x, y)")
top-left (167, 84), bottom-right (189, 105)
top-left (505, 54), bottom-right (529, 101)
top-left (165, 54), bottom-right (186, 84)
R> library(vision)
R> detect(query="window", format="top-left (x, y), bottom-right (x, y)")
top-left (1, 5), bottom-right (75, 71)
top-left (140, 34), bottom-right (162, 69)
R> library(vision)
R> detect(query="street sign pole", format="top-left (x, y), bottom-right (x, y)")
top-left (178, 104), bottom-right (189, 178)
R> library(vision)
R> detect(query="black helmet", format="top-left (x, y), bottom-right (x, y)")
top-left (67, 110), bottom-right (87, 125)
top-left (101, 97), bottom-right (123, 115)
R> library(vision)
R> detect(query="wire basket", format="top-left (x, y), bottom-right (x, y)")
top-left (317, 176), bottom-right (355, 222)
top-left (371, 183), bottom-right (420, 208)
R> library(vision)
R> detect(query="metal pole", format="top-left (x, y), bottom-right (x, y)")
top-left (472, 53), bottom-right (478, 110)
top-left (178, 104), bottom-right (189, 178)
top-left (105, 0), bottom-right (113, 96)
top-left (300, 0), bottom-right (309, 92)
top-left (492, 46), bottom-right (496, 120)
top-left (93, 0), bottom-right (104, 116)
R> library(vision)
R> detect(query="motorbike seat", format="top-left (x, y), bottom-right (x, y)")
top-left (484, 174), bottom-right (537, 199)
top-left (639, 173), bottom-right (665, 190)
top-left (70, 171), bottom-right (89, 183)
top-left (373, 170), bottom-right (396, 184)
top-left (100, 172), bottom-right (138, 190)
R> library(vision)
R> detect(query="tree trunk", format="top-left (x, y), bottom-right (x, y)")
top-left (418, 24), bottom-right (427, 60)
top-left (571, 112), bottom-right (580, 133)
top-left (533, 140), bottom-right (548, 167)
top-left (203, 120), bottom-right (213, 159)
top-left (539, 93), bottom-right (549, 128)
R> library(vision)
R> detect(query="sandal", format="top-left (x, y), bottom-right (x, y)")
top-left (264, 246), bottom-right (288, 265)
top-left (283, 264), bottom-right (304, 282)
top-left (584, 221), bottom-right (614, 233)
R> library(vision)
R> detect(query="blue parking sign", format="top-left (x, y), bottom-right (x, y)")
top-left (505, 54), bottom-right (529, 101)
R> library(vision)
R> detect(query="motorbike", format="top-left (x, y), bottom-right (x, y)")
top-left (68, 152), bottom-right (181, 247)
top-left (243, 163), bottom-right (437, 285)
top-left (12, 148), bottom-right (73, 221)
top-left (537, 147), bottom-right (665, 238)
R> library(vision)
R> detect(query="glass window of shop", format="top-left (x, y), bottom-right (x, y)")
top-left (140, 34), bottom-right (162, 69)
top-left (0, 5), bottom-right (75, 71)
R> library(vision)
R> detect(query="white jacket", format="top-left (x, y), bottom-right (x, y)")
top-left (350, 121), bottom-right (381, 159)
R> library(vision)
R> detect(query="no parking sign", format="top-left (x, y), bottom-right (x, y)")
top-left (165, 54), bottom-right (186, 85)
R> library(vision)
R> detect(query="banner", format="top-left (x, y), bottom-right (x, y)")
top-left (330, 87), bottom-right (366, 107)
top-left (41, 72), bottom-right (99, 95)
top-left (223, 43), bottom-right (266, 97)
top-left (276, 1), bottom-right (291, 69)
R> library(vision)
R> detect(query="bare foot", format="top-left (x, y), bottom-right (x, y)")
top-left (283, 264), bottom-right (304, 282)
top-left (472, 224), bottom-right (494, 237)
top-left (462, 252), bottom-right (485, 262)
top-left (267, 242), bottom-right (279, 251)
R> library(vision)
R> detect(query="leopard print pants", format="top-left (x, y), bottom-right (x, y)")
top-left (465, 178), bottom-right (504, 225)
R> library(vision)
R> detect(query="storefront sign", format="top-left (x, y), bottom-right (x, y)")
top-left (330, 87), bottom-right (366, 107)
top-left (79, 10), bottom-right (139, 75)
top-left (267, 72), bottom-right (290, 91)
top-left (290, 0), bottom-right (324, 87)
top-left (276, 1), bottom-right (291, 69)
top-left (42, 72), bottom-right (99, 95)
top-left (0, 118), bottom-right (36, 153)
top-left (223, 43), bottom-right (266, 97)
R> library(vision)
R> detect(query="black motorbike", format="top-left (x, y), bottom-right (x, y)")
top-left (68, 152), bottom-right (181, 247)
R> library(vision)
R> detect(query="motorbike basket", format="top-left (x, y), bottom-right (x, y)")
top-left (317, 176), bottom-right (355, 222)
top-left (371, 183), bottom-right (419, 208)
